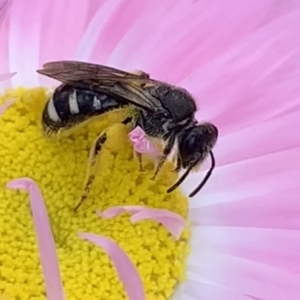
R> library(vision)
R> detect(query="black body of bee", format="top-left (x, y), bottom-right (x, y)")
top-left (37, 61), bottom-right (218, 210)
top-left (42, 83), bottom-right (126, 134)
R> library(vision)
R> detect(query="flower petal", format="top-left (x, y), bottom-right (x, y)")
top-left (0, 98), bottom-right (14, 116)
top-left (0, 0), bottom-right (11, 22)
top-left (215, 110), bottom-right (300, 167)
top-left (7, 178), bottom-right (65, 300)
top-left (38, 0), bottom-right (101, 64)
top-left (186, 249), bottom-right (300, 300)
top-left (193, 226), bottom-right (300, 274)
top-left (79, 233), bottom-right (145, 300)
top-left (98, 205), bottom-right (186, 240)
top-left (0, 72), bottom-right (15, 82)
top-left (3, 0), bottom-right (104, 86)
top-left (98, 205), bottom-right (146, 218)
top-left (180, 279), bottom-right (256, 300)
top-left (181, 8), bottom-right (300, 134)
top-left (184, 147), bottom-right (300, 207)
top-left (77, 0), bottom-right (154, 65)
top-left (190, 187), bottom-right (300, 231)
top-left (6, 0), bottom-right (43, 87)
top-left (130, 210), bottom-right (186, 240)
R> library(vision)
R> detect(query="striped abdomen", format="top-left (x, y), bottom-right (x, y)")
top-left (42, 84), bottom-right (127, 133)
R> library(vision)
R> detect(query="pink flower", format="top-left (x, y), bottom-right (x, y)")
top-left (1, 1), bottom-right (300, 299)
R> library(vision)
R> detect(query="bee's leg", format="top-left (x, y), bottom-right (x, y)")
top-left (135, 152), bottom-right (143, 171)
top-left (151, 134), bottom-right (176, 180)
top-left (74, 132), bottom-right (107, 212)
top-left (122, 116), bottom-right (134, 126)
top-left (74, 116), bottom-right (134, 211)
top-left (173, 156), bottom-right (182, 172)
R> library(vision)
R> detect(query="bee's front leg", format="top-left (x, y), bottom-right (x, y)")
top-left (151, 133), bottom-right (176, 180)
top-left (173, 156), bottom-right (182, 173)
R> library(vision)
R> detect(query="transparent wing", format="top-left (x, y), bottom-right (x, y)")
top-left (37, 60), bottom-right (162, 110)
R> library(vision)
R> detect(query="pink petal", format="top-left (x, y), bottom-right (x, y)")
top-left (7, 178), bottom-right (65, 300)
top-left (6, 0), bottom-right (43, 87)
top-left (131, 213), bottom-right (185, 240)
top-left (38, 0), bottom-right (100, 64)
top-left (0, 72), bottom-right (15, 82)
top-left (81, 0), bottom-right (154, 65)
top-left (79, 233), bottom-right (145, 300)
top-left (190, 187), bottom-right (300, 231)
top-left (74, 0), bottom-right (125, 62)
top-left (183, 147), bottom-right (300, 207)
top-left (0, 0), bottom-right (11, 21)
top-left (3, 0), bottom-right (105, 86)
top-left (181, 8), bottom-right (300, 135)
top-left (104, 0), bottom-right (181, 69)
top-left (0, 98), bottom-right (15, 116)
top-left (186, 250), bottom-right (300, 300)
top-left (193, 226), bottom-right (300, 274)
top-left (98, 205), bottom-right (146, 218)
top-left (181, 280), bottom-right (256, 300)
top-left (0, 9), bottom-right (12, 89)
top-left (215, 110), bottom-right (300, 167)
top-left (98, 206), bottom-right (186, 240)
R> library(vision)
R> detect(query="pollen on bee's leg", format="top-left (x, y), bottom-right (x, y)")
top-left (75, 131), bottom-right (108, 211)
top-left (74, 174), bottom-right (95, 212)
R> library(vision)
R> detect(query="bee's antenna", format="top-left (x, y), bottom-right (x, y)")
top-left (189, 151), bottom-right (215, 197)
top-left (167, 166), bottom-right (192, 194)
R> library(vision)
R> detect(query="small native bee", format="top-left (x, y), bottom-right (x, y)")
top-left (37, 61), bottom-right (218, 210)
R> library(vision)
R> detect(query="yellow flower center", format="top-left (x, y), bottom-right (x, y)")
top-left (0, 87), bottom-right (190, 300)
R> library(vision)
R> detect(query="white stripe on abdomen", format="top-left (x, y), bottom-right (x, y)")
top-left (69, 90), bottom-right (80, 114)
top-left (47, 96), bottom-right (61, 122)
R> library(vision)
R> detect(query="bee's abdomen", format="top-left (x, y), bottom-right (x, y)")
top-left (42, 84), bottom-right (125, 133)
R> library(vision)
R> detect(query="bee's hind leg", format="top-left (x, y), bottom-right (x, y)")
top-left (73, 132), bottom-right (107, 212)
top-left (74, 116), bottom-right (134, 212)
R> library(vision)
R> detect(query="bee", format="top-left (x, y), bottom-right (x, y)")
top-left (37, 61), bottom-right (218, 210)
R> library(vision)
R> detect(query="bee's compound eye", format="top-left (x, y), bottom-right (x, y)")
top-left (178, 130), bottom-right (198, 161)
top-left (183, 131), bottom-right (197, 148)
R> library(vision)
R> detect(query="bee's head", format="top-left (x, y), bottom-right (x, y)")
top-left (167, 122), bottom-right (218, 197)
top-left (178, 122), bottom-right (218, 169)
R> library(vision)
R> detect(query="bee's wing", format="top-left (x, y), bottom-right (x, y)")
top-left (37, 60), bottom-right (162, 111)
